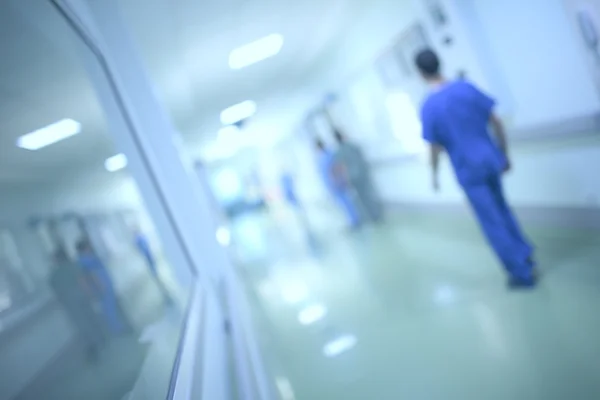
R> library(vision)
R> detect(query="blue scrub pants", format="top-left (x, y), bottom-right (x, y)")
top-left (464, 175), bottom-right (533, 281)
top-left (92, 268), bottom-right (125, 334)
top-left (334, 189), bottom-right (361, 227)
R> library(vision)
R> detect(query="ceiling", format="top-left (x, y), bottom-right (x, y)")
top-left (0, 0), bottom-right (373, 188)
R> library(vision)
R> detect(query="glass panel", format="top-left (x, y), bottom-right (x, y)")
top-left (0, 2), bottom-right (189, 400)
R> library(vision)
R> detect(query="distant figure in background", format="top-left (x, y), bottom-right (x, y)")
top-left (134, 229), bottom-right (172, 303)
top-left (333, 130), bottom-right (383, 222)
top-left (77, 240), bottom-right (127, 333)
top-left (315, 138), bottom-right (360, 228)
top-left (415, 48), bottom-right (536, 288)
top-left (49, 248), bottom-right (104, 362)
top-left (134, 229), bottom-right (157, 276)
top-left (281, 170), bottom-right (300, 209)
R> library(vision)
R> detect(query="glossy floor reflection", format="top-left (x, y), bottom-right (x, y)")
top-left (232, 207), bottom-right (600, 400)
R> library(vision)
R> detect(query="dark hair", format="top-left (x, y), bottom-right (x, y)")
top-left (415, 48), bottom-right (441, 77)
top-left (76, 239), bottom-right (90, 253)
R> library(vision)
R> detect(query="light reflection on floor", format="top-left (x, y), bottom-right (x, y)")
top-left (232, 208), bottom-right (600, 400)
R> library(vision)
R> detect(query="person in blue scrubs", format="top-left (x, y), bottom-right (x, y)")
top-left (281, 171), bottom-right (300, 209)
top-left (415, 49), bottom-right (536, 288)
top-left (77, 240), bottom-right (127, 333)
top-left (49, 248), bottom-right (105, 362)
top-left (333, 130), bottom-right (383, 222)
top-left (315, 138), bottom-right (361, 228)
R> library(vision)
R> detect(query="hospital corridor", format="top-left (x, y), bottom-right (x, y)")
top-left (1, 0), bottom-right (600, 399)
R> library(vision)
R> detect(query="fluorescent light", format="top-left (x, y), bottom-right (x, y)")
top-left (220, 100), bottom-right (257, 125)
top-left (323, 334), bottom-right (357, 357)
top-left (298, 304), bottom-right (327, 325)
top-left (229, 33), bottom-right (284, 70)
top-left (105, 153), bottom-right (128, 172)
top-left (385, 92), bottom-right (426, 153)
top-left (17, 118), bottom-right (81, 150)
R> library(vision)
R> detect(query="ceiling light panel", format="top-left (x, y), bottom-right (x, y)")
top-left (17, 118), bottom-right (81, 151)
top-left (323, 335), bottom-right (357, 357)
top-left (229, 34), bottom-right (284, 70)
top-left (105, 153), bottom-right (128, 172)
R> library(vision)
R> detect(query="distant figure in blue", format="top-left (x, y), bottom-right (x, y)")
top-left (415, 48), bottom-right (536, 288)
top-left (281, 171), bottom-right (300, 209)
top-left (135, 229), bottom-right (172, 302)
top-left (315, 138), bottom-right (360, 228)
top-left (77, 240), bottom-right (126, 334)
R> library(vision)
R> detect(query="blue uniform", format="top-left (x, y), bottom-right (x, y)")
top-left (420, 80), bottom-right (533, 282)
top-left (318, 150), bottom-right (360, 227)
top-left (78, 253), bottom-right (125, 334)
top-left (281, 173), bottom-right (300, 207)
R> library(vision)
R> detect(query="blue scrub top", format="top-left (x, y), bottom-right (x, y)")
top-left (420, 80), bottom-right (506, 186)
top-left (78, 253), bottom-right (106, 272)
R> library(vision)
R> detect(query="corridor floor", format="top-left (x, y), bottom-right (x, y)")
top-left (231, 208), bottom-right (600, 400)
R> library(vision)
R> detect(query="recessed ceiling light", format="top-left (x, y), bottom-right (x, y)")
top-left (17, 118), bottom-right (81, 150)
top-left (229, 33), bottom-right (284, 70)
top-left (105, 153), bottom-right (127, 172)
top-left (298, 304), bottom-right (327, 325)
top-left (220, 100), bottom-right (257, 125)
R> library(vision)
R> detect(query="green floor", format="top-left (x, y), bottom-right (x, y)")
top-left (232, 207), bottom-right (600, 400)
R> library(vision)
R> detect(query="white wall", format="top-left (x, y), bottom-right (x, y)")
top-left (454, 0), bottom-right (600, 129)
top-left (374, 135), bottom-right (600, 209)
top-left (291, 0), bottom-right (600, 211)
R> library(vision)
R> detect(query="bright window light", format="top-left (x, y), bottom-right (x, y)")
top-left (105, 153), bottom-right (128, 172)
top-left (216, 226), bottom-right (231, 247)
top-left (17, 118), bottom-right (81, 150)
top-left (229, 33), bottom-right (284, 70)
top-left (220, 100), bottom-right (257, 125)
top-left (298, 304), bottom-right (327, 325)
top-left (323, 334), bottom-right (357, 357)
top-left (385, 92), bottom-right (426, 154)
top-left (218, 125), bottom-right (241, 138)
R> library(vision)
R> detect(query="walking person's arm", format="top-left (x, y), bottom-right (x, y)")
top-left (430, 144), bottom-right (443, 191)
top-left (490, 113), bottom-right (511, 173)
